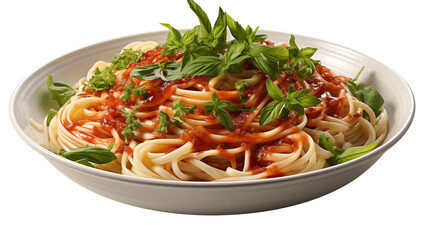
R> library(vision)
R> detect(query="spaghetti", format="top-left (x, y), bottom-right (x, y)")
top-left (38, 40), bottom-right (389, 181)
top-left (36, 0), bottom-right (389, 181)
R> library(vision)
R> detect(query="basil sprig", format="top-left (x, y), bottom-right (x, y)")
top-left (259, 79), bottom-right (321, 126)
top-left (160, 23), bottom-right (196, 56)
top-left (156, 0), bottom-right (320, 82)
top-left (204, 92), bottom-right (251, 132)
top-left (182, 42), bottom-right (250, 77)
top-left (319, 133), bottom-right (378, 166)
top-left (188, 0), bottom-right (227, 52)
top-left (157, 111), bottom-right (182, 133)
top-left (130, 61), bottom-right (182, 81)
top-left (120, 108), bottom-right (142, 144)
top-left (225, 13), bottom-right (267, 46)
top-left (58, 145), bottom-right (116, 168)
top-left (172, 99), bottom-right (197, 121)
top-left (346, 67), bottom-right (384, 117)
top-left (280, 35), bottom-right (320, 80)
top-left (47, 75), bottom-right (76, 107)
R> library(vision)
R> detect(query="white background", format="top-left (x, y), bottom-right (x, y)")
top-left (1, 0), bottom-right (427, 239)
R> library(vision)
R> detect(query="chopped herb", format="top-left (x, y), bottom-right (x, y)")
top-left (111, 49), bottom-right (144, 71)
top-left (120, 108), bottom-right (142, 144)
top-left (88, 67), bottom-right (116, 92)
top-left (319, 133), bottom-right (378, 166)
top-left (259, 79), bottom-right (321, 126)
top-left (121, 82), bottom-right (148, 102)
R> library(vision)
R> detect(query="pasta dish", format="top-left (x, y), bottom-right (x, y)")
top-left (34, 0), bottom-right (388, 181)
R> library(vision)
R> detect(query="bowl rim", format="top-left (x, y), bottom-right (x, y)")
top-left (9, 30), bottom-right (416, 188)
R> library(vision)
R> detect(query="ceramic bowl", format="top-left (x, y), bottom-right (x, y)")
top-left (9, 31), bottom-right (415, 214)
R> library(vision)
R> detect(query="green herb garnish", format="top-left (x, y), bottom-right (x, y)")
top-left (120, 108), bottom-right (142, 144)
top-left (280, 35), bottom-right (320, 80)
top-left (319, 133), bottom-right (378, 166)
top-left (203, 92), bottom-right (250, 131)
top-left (225, 13), bottom-right (267, 46)
top-left (157, 111), bottom-right (182, 133)
top-left (172, 99), bottom-right (197, 121)
top-left (182, 41), bottom-right (250, 77)
top-left (160, 24), bottom-right (196, 56)
top-left (346, 67), bottom-right (384, 117)
top-left (259, 79), bottom-right (321, 126)
top-left (88, 67), bottom-right (116, 92)
top-left (111, 49), bottom-right (144, 71)
top-left (121, 82), bottom-right (148, 102)
top-left (235, 80), bottom-right (251, 105)
top-left (46, 109), bottom-right (58, 126)
top-left (188, 0), bottom-right (227, 52)
top-left (130, 61), bottom-right (182, 81)
top-left (46, 75), bottom-right (76, 107)
top-left (58, 146), bottom-right (117, 167)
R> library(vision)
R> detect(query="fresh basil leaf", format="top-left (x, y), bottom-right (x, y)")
top-left (226, 13), bottom-right (247, 42)
top-left (131, 62), bottom-right (183, 81)
top-left (248, 45), bottom-right (289, 62)
top-left (204, 92), bottom-right (247, 131)
top-left (259, 100), bottom-right (283, 126)
top-left (259, 79), bottom-right (321, 126)
top-left (59, 146), bottom-right (117, 165)
top-left (75, 159), bottom-right (95, 167)
top-left (327, 142), bottom-right (378, 166)
top-left (265, 79), bottom-right (284, 101)
top-left (46, 75), bottom-right (76, 107)
top-left (249, 56), bottom-right (279, 78)
top-left (319, 134), bottom-right (378, 166)
top-left (287, 86), bottom-right (321, 107)
top-left (319, 133), bottom-right (336, 154)
top-left (187, 0), bottom-right (212, 33)
top-left (346, 81), bottom-right (363, 101)
top-left (160, 24), bottom-right (196, 56)
top-left (346, 67), bottom-right (384, 117)
top-left (181, 56), bottom-right (222, 77)
top-left (46, 109), bottom-right (58, 126)
top-left (361, 86), bottom-right (384, 117)
top-left (280, 35), bottom-right (320, 80)
top-left (215, 108), bottom-right (234, 132)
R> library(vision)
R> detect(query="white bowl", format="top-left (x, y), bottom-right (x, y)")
top-left (9, 30), bottom-right (415, 214)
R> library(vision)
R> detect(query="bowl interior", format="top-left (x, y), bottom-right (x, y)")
top-left (10, 30), bottom-right (415, 179)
